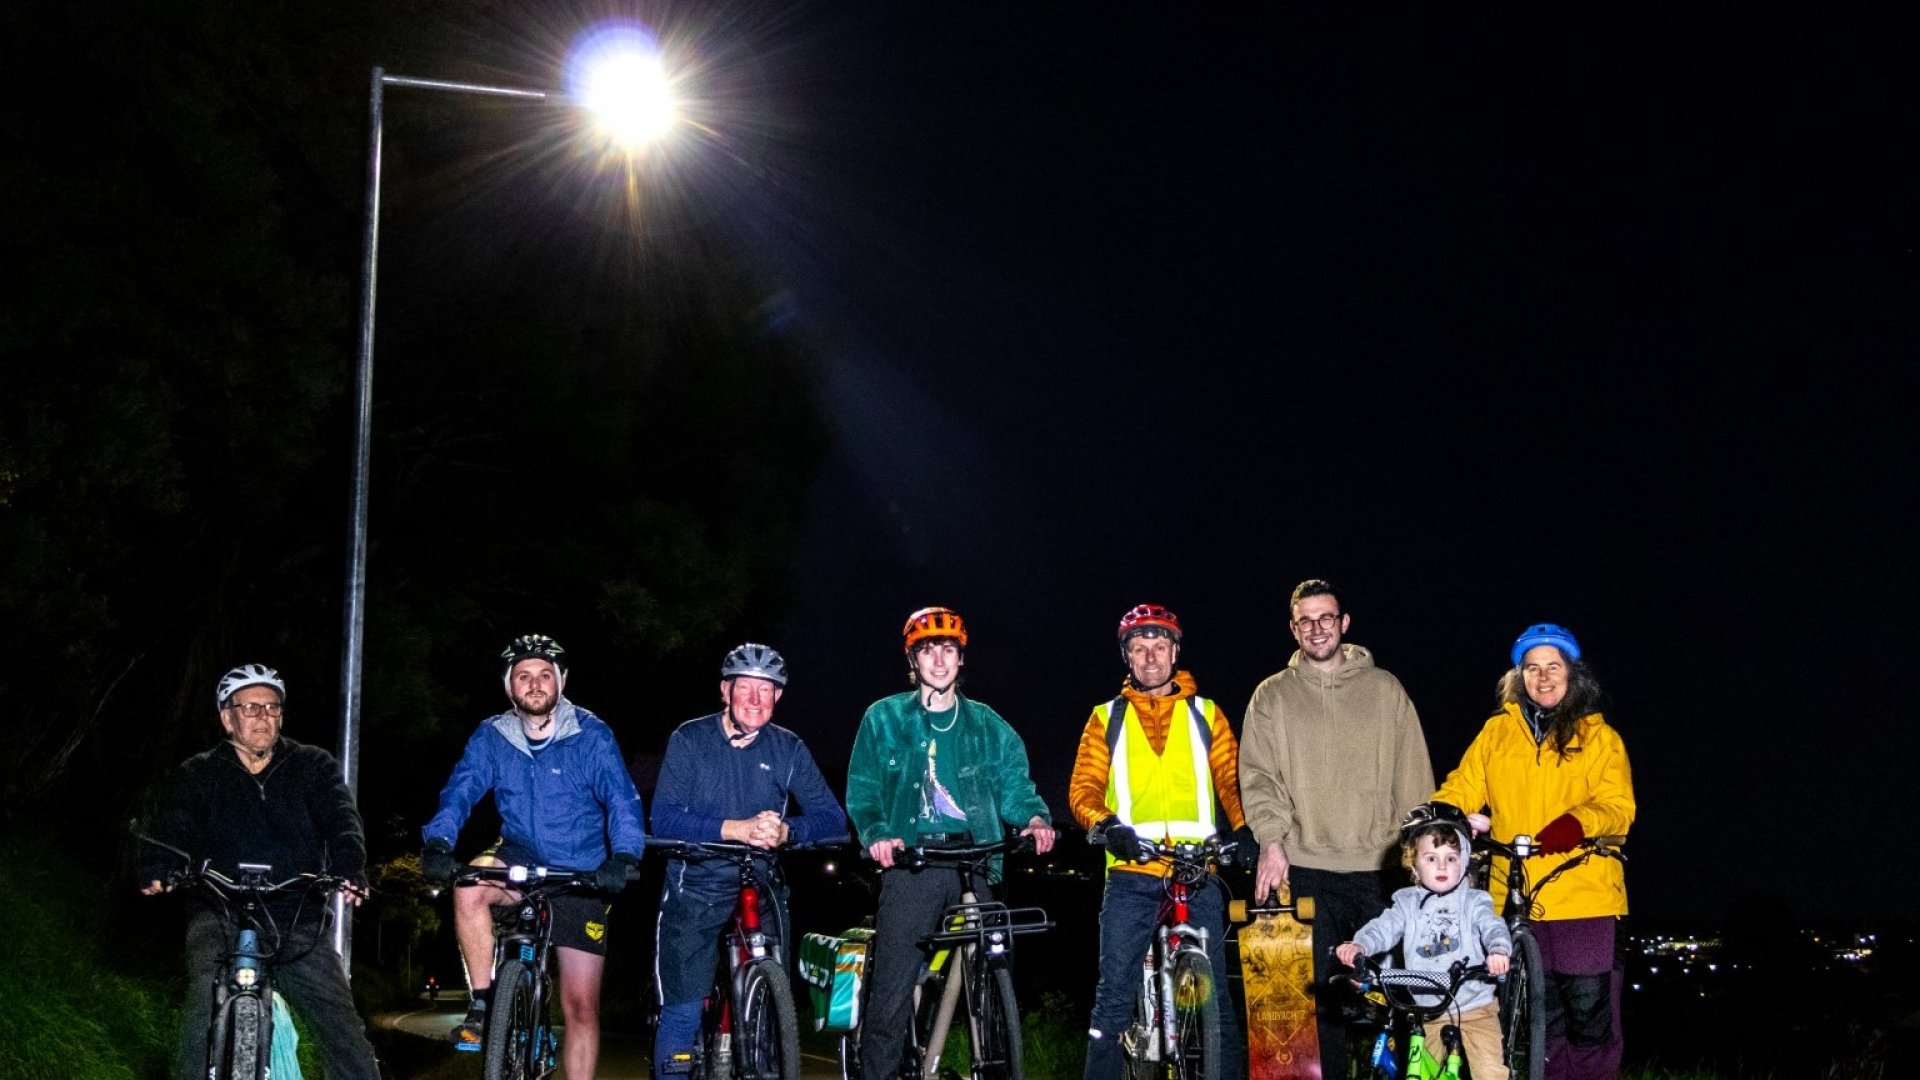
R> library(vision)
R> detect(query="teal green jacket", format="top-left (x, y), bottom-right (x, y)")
top-left (846, 691), bottom-right (1051, 882)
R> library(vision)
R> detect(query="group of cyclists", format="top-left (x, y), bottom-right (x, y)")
top-left (143, 580), bottom-right (1634, 1080)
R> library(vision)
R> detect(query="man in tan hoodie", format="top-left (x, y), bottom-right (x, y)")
top-left (1238, 580), bottom-right (1434, 1079)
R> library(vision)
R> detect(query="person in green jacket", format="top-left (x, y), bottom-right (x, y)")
top-left (846, 606), bottom-right (1056, 1080)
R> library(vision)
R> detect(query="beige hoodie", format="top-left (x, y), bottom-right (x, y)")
top-left (1237, 644), bottom-right (1434, 872)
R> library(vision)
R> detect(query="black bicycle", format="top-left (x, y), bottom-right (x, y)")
top-left (840, 834), bottom-right (1052, 1080)
top-left (452, 863), bottom-right (599, 1080)
top-left (1472, 833), bottom-right (1626, 1080)
top-left (136, 829), bottom-right (351, 1080)
top-left (647, 839), bottom-right (802, 1080)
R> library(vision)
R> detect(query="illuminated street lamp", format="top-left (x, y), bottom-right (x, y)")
top-left (334, 34), bottom-right (677, 964)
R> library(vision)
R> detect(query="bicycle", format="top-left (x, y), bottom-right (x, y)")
top-left (648, 838), bottom-right (804, 1080)
top-left (135, 828), bottom-right (350, 1080)
top-left (1088, 831), bottom-right (1243, 1080)
top-left (1336, 953), bottom-right (1496, 1080)
top-left (451, 863), bottom-right (600, 1080)
top-left (839, 833), bottom-right (1052, 1080)
top-left (1471, 833), bottom-right (1626, 1080)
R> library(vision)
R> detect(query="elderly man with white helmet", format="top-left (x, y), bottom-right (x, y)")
top-left (421, 634), bottom-right (647, 1079)
top-left (648, 643), bottom-right (849, 1078)
top-left (140, 664), bottom-right (381, 1080)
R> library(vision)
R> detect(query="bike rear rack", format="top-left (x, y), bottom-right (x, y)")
top-left (922, 901), bottom-right (1054, 951)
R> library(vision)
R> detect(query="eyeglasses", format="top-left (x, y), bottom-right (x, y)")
top-left (1291, 613), bottom-right (1342, 633)
top-left (227, 702), bottom-right (284, 719)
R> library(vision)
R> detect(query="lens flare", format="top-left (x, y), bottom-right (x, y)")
top-left (567, 22), bottom-right (678, 149)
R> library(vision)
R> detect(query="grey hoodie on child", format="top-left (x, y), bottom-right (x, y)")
top-left (1350, 882), bottom-right (1513, 1013)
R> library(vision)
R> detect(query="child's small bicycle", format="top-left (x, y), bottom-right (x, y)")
top-left (1335, 953), bottom-right (1496, 1080)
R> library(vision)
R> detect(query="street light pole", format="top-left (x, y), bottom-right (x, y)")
top-left (333, 67), bottom-right (550, 967)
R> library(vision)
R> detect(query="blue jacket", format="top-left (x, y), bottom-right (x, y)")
top-left (423, 699), bottom-right (647, 871)
top-left (652, 713), bottom-right (848, 883)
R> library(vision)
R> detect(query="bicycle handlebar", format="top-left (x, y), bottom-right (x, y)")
top-left (1335, 952), bottom-right (1495, 1021)
top-left (1474, 833), bottom-right (1627, 861)
top-left (452, 864), bottom-right (600, 890)
top-left (1086, 828), bottom-right (1242, 871)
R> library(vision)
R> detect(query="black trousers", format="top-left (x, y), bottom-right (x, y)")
top-left (177, 909), bottom-right (380, 1080)
top-left (859, 862), bottom-right (991, 1080)
top-left (1288, 866), bottom-right (1394, 1080)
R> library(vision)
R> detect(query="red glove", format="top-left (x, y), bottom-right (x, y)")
top-left (1536, 813), bottom-right (1585, 855)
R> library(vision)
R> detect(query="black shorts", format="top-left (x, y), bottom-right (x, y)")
top-left (484, 841), bottom-right (615, 956)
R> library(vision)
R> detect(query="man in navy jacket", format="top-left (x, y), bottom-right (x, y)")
top-left (648, 643), bottom-right (848, 1077)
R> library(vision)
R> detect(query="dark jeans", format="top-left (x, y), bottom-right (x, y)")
top-left (653, 869), bottom-right (791, 1077)
top-left (1084, 870), bottom-right (1244, 1080)
top-left (1288, 866), bottom-right (1393, 1080)
top-left (860, 862), bottom-right (992, 1080)
top-left (1534, 917), bottom-right (1624, 1080)
top-left (178, 909), bottom-right (380, 1080)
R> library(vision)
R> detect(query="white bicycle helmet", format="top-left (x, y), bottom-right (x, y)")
top-left (720, 643), bottom-right (789, 687)
top-left (217, 664), bottom-right (285, 708)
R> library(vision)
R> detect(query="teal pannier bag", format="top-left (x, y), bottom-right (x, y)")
top-left (797, 928), bottom-right (874, 1032)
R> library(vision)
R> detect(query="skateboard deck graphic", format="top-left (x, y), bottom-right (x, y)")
top-left (1233, 885), bottom-right (1320, 1080)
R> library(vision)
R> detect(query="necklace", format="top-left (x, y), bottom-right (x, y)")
top-left (926, 701), bottom-right (958, 733)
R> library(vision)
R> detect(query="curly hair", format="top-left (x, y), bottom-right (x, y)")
top-left (1496, 655), bottom-right (1607, 760)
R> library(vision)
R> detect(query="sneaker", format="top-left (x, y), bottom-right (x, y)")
top-left (451, 1003), bottom-right (487, 1051)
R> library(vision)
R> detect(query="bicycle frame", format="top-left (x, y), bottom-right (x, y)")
top-left (457, 864), bottom-right (594, 1079)
top-left (840, 835), bottom-right (1049, 1080)
top-left (1115, 837), bottom-right (1230, 1077)
top-left (1341, 957), bottom-right (1485, 1080)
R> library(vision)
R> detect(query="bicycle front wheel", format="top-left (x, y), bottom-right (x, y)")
top-left (1499, 927), bottom-right (1546, 1080)
top-left (484, 959), bottom-right (544, 1080)
top-left (737, 957), bottom-right (802, 1080)
top-left (1168, 950), bottom-right (1220, 1080)
top-left (965, 964), bottom-right (1024, 1080)
top-left (210, 988), bottom-right (272, 1080)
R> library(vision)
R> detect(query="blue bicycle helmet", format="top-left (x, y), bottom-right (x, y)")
top-left (1511, 623), bottom-right (1581, 668)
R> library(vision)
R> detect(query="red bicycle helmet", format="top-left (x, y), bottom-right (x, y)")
top-left (1117, 604), bottom-right (1182, 643)
top-left (902, 606), bottom-right (968, 652)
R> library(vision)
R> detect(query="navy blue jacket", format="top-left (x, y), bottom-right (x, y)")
top-left (651, 713), bottom-right (848, 881)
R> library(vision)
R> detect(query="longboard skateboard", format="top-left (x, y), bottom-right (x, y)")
top-left (1232, 884), bottom-right (1320, 1080)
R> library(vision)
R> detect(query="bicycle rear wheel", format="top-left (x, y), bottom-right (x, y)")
top-left (484, 959), bottom-right (544, 1080)
top-left (737, 957), bottom-right (802, 1080)
top-left (1499, 926), bottom-right (1546, 1080)
top-left (1168, 950), bottom-right (1220, 1080)
top-left (210, 987), bottom-right (272, 1080)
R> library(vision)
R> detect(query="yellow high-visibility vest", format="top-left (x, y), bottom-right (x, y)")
top-left (1102, 696), bottom-right (1218, 846)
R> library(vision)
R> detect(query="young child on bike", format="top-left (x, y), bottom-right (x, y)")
top-left (1336, 803), bottom-right (1512, 1080)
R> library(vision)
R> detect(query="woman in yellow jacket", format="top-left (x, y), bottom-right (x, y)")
top-left (1432, 623), bottom-right (1634, 1080)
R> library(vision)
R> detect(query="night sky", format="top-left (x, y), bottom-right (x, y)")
top-left (680, 7), bottom-right (1912, 924)
top-left (18, 5), bottom-right (1910, 929)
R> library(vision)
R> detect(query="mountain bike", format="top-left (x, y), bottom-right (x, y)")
top-left (1471, 833), bottom-right (1626, 1080)
top-left (135, 829), bottom-right (349, 1080)
top-left (452, 863), bottom-right (600, 1080)
top-left (1336, 953), bottom-right (1496, 1080)
top-left (1089, 832), bottom-right (1241, 1080)
top-left (648, 838), bottom-right (803, 1080)
top-left (839, 833), bottom-right (1052, 1080)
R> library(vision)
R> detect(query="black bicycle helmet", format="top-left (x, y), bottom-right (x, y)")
top-left (501, 634), bottom-right (568, 691)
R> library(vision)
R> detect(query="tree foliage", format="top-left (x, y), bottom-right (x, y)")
top-left (0, 2), bottom-right (830, 845)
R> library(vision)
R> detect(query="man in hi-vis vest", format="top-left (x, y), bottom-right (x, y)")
top-left (1070, 604), bottom-right (1256, 1080)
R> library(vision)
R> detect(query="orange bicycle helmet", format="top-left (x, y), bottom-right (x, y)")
top-left (902, 606), bottom-right (968, 652)
top-left (1117, 603), bottom-right (1182, 643)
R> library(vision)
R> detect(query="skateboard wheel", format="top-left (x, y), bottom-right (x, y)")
top-left (1295, 896), bottom-right (1314, 921)
top-left (1228, 900), bottom-right (1248, 923)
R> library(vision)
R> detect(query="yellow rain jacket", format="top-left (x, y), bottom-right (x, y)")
top-left (1432, 702), bottom-right (1634, 921)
